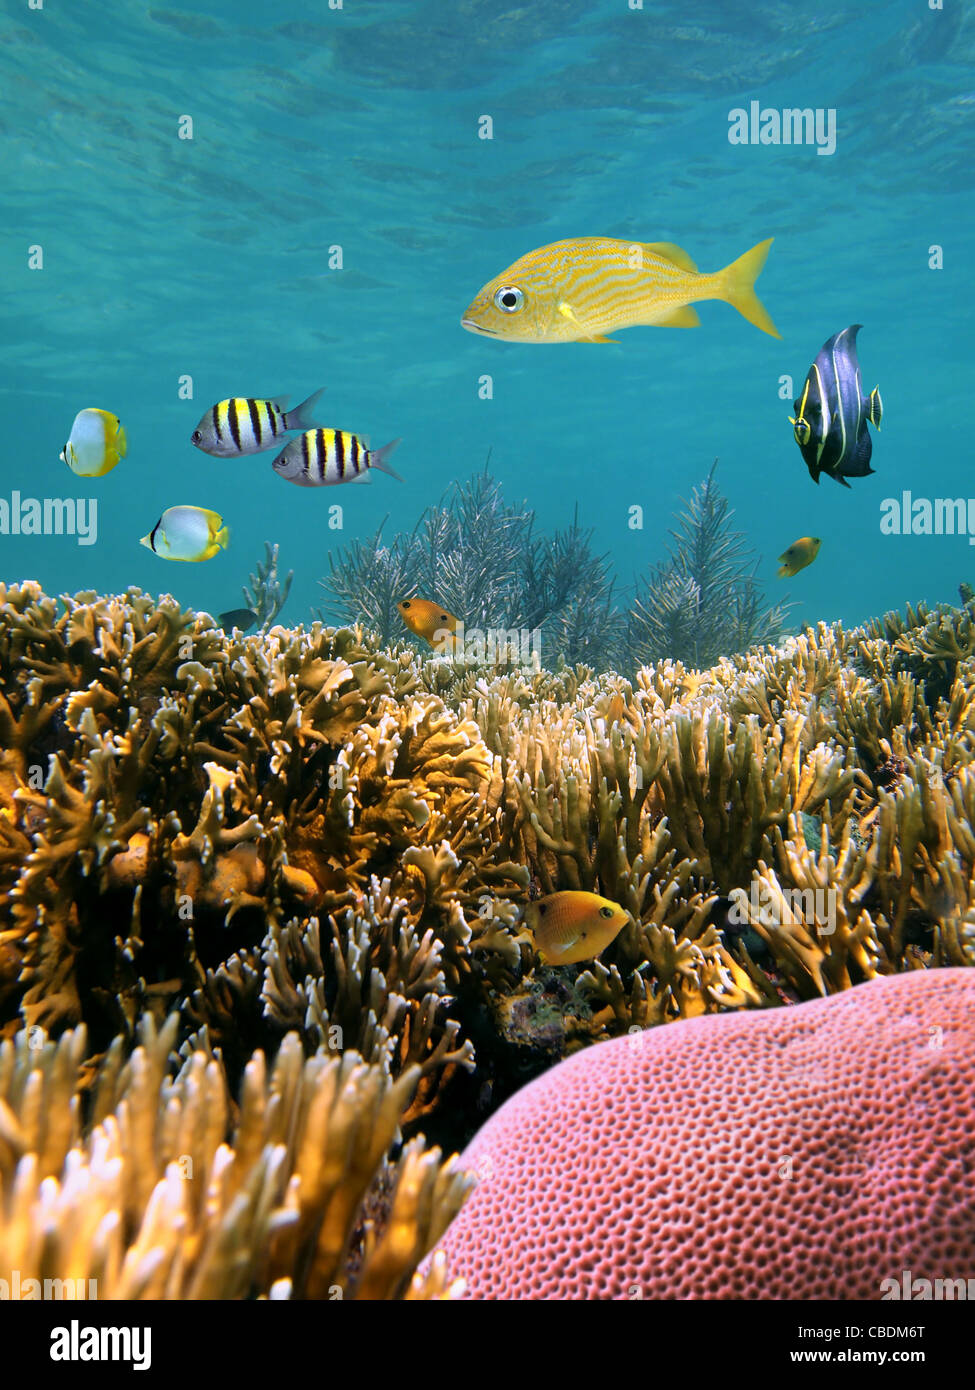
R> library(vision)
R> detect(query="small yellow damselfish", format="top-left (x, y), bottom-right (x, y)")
top-left (777, 536), bottom-right (821, 578)
top-left (140, 506), bottom-right (229, 562)
top-left (397, 597), bottom-right (460, 647)
top-left (60, 408), bottom-right (127, 477)
top-left (461, 236), bottom-right (780, 343)
top-left (524, 890), bottom-right (630, 966)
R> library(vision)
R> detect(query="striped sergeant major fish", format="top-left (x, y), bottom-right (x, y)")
top-left (191, 387), bottom-right (324, 457)
top-left (790, 326), bottom-right (882, 487)
top-left (271, 429), bottom-right (402, 488)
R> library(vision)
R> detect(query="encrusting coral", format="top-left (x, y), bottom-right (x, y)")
top-left (1, 577), bottom-right (975, 1296)
top-left (432, 969), bottom-right (975, 1299)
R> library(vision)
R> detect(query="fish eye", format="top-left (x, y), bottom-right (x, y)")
top-left (402, 600), bottom-right (411, 609)
top-left (440, 613), bottom-right (449, 622)
top-left (192, 430), bottom-right (202, 443)
top-left (599, 905), bottom-right (615, 919)
top-left (494, 285), bottom-right (523, 314)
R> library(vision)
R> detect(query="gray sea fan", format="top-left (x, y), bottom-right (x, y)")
top-left (627, 462), bottom-right (790, 670)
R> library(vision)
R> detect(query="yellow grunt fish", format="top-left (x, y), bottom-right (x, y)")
top-left (461, 236), bottom-right (780, 343)
top-left (524, 890), bottom-right (630, 966)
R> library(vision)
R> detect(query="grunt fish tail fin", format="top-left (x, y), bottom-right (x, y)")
top-left (282, 386), bottom-right (325, 431)
top-left (368, 438), bottom-right (403, 481)
top-left (717, 237), bottom-right (781, 338)
top-left (867, 386), bottom-right (883, 429)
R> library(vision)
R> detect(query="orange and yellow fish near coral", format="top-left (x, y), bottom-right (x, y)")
top-left (525, 891), bottom-right (630, 966)
top-left (397, 597), bottom-right (460, 649)
top-left (461, 236), bottom-right (780, 343)
top-left (777, 536), bottom-right (821, 578)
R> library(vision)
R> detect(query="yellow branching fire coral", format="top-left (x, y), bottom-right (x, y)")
top-left (2, 581), bottom-right (975, 1296)
top-left (0, 1016), bottom-right (470, 1299)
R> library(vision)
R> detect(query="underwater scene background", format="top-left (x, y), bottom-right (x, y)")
top-left (2, 0), bottom-right (973, 633)
top-left (2, 0), bottom-right (975, 1314)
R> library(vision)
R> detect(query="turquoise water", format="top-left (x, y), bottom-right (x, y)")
top-left (2, 0), bottom-right (972, 645)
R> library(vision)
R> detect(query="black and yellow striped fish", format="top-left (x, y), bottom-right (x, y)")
top-left (271, 429), bottom-right (402, 488)
top-left (191, 388), bottom-right (324, 457)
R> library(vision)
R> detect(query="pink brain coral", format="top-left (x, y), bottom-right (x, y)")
top-left (437, 969), bottom-right (975, 1299)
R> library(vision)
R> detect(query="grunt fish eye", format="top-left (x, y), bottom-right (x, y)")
top-left (494, 286), bottom-right (523, 314)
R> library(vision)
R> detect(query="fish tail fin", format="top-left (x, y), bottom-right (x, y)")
top-left (718, 237), bottom-right (781, 338)
top-left (116, 424), bottom-right (128, 456)
top-left (368, 438), bottom-right (403, 481)
top-left (282, 387), bottom-right (325, 431)
top-left (868, 386), bottom-right (883, 429)
top-left (216, 524), bottom-right (230, 549)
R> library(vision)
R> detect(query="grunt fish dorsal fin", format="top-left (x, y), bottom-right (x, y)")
top-left (640, 241), bottom-right (699, 272)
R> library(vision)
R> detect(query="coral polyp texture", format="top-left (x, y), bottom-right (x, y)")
top-left (435, 969), bottom-right (975, 1299)
top-left (1, 579), bottom-right (975, 1298)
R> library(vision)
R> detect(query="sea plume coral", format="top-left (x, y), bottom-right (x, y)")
top-left (627, 462), bottom-right (790, 669)
top-left (432, 969), bottom-right (975, 1299)
top-left (318, 469), bottom-right (625, 670)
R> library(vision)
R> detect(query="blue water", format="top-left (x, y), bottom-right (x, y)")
top-left (2, 0), bottom-right (973, 645)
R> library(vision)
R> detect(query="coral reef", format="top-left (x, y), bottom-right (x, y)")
top-left (2, 578), bottom-right (975, 1297)
top-left (432, 969), bottom-right (975, 1299)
